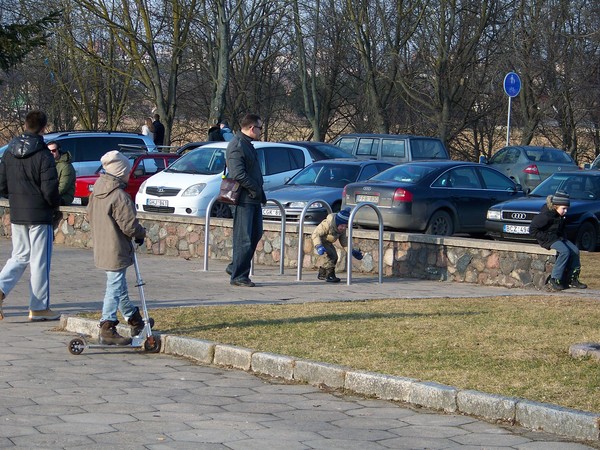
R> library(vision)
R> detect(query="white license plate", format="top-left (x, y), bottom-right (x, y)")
top-left (504, 224), bottom-right (529, 234)
top-left (148, 199), bottom-right (169, 207)
top-left (356, 194), bottom-right (379, 203)
top-left (262, 208), bottom-right (281, 217)
top-left (72, 197), bottom-right (82, 205)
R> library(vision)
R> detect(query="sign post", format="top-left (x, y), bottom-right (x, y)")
top-left (503, 72), bottom-right (521, 146)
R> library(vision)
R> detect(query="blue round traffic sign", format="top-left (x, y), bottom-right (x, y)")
top-left (503, 72), bottom-right (521, 97)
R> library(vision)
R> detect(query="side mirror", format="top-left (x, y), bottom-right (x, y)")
top-left (478, 155), bottom-right (488, 164)
top-left (583, 163), bottom-right (591, 170)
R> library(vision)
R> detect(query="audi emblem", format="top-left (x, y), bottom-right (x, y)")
top-left (362, 187), bottom-right (372, 191)
top-left (510, 212), bottom-right (527, 220)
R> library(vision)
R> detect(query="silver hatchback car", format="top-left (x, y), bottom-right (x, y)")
top-left (480, 145), bottom-right (579, 192)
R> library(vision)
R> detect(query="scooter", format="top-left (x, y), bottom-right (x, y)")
top-left (67, 243), bottom-right (160, 355)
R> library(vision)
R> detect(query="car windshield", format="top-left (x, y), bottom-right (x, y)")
top-left (369, 164), bottom-right (436, 183)
top-left (530, 173), bottom-right (600, 200)
top-left (288, 163), bottom-right (360, 188)
top-left (166, 147), bottom-right (225, 175)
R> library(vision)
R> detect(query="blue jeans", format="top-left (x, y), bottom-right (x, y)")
top-left (230, 202), bottom-right (263, 281)
top-left (0, 224), bottom-right (53, 311)
top-left (101, 268), bottom-right (137, 322)
top-left (550, 239), bottom-right (580, 281)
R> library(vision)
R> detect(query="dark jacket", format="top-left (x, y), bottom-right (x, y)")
top-left (225, 132), bottom-right (266, 205)
top-left (529, 204), bottom-right (565, 250)
top-left (56, 151), bottom-right (76, 205)
top-left (0, 132), bottom-right (60, 224)
top-left (152, 120), bottom-right (165, 146)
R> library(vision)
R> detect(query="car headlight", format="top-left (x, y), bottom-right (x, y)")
top-left (487, 210), bottom-right (501, 220)
top-left (139, 180), bottom-right (147, 194)
top-left (182, 183), bottom-right (206, 197)
top-left (289, 201), bottom-right (324, 208)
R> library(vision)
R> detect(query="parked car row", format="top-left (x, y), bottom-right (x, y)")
top-left (3, 130), bottom-right (595, 250)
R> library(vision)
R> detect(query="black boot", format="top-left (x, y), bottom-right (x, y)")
top-left (547, 278), bottom-right (565, 291)
top-left (99, 320), bottom-right (132, 346)
top-left (317, 267), bottom-right (326, 280)
top-left (127, 307), bottom-right (154, 336)
top-left (325, 268), bottom-right (340, 283)
top-left (569, 270), bottom-right (587, 289)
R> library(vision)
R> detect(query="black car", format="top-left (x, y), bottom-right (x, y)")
top-left (342, 161), bottom-right (524, 236)
top-left (282, 141), bottom-right (356, 161)
top-left (486, 171), bottom-right (600, 251)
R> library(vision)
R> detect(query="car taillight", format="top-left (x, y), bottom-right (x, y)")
top-left (342, 186), bottom-right (347, 198)
top-left (393, 188), bottom-right (413, 202)
top-left (523, 164), bottom-right (539, 175)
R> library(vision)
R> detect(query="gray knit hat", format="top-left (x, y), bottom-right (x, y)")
top-left (551, 191), bottom-right (570, 207)
top-left (101, 150), bottom-right (131, 180)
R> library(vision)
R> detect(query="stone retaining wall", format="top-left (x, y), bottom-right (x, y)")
top-left (0, 201), bottom-right (554, 289)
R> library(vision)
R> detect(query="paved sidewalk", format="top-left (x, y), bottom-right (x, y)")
top-left (0, 244), bottom-right (598, 449)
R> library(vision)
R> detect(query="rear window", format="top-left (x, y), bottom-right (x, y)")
top-left (411, 139), bottom-right (448, 160)
top-left (525, 148), bottom-right (574, 163)
top-left (371, 164), bottom-right (436, 183)
top-left (59, 137), bottom-right (147, 162)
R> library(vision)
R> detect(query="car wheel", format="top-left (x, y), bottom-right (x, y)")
top-left (575, 222), bottom-right (598, 252)
top-left (425, 210), bottom-right (454, 236)
top-left (211, 202), bottom-right (233, 218)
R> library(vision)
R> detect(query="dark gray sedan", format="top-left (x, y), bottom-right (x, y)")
top-left (263, 159), bottom-right (393, 224)
top-left (341, 161), bottom-right (524, 236)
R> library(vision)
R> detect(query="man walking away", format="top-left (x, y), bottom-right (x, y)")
top-left (152, 114), bottom-right (165, 147)
top-left (225, 114), bottom-right (265, 287)
top-left (0, 110), bottom-right (61, 321)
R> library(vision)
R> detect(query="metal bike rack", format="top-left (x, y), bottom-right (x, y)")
top-left (264, 199), bottom-right (287, 275)
top-left (203, 195), bottom-right (220, 271)
top-left (296, 200), bottom-right (333, 281)
top-left (347, 202), bottom-right (384, 285)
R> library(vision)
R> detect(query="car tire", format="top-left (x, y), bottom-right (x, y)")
top-left (575, 222), bottom-right (598, 252)
top-left (426, 210), bottom-right (454, 236)
top-left (211, 202), bottom-right (233, 218)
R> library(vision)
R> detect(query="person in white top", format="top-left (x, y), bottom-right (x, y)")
top-left (141, 117), bottom-right (154, 142)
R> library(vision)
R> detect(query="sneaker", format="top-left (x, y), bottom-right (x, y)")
top-left (29, 309), bottom-right (61, 321)
top-left (230, 278), bottom-right (255, 287)
top-left (547, 278), bottom-right (564, 292)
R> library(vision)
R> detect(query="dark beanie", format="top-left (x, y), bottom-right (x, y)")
top-left (551, 191), bottom-right (570, 207)
top-left (335, 207), bottom-right (351, 225)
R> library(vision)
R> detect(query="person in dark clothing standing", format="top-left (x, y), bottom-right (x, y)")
top-left (208, 123), bottom-right (225, 142)
top-left (225, 114), bottom-right (265, 287)
top-left (0, 111), bottom-right (61, 321)
top-left (529, 191), bottom-right (587, 291)
top-left (152, 114), bottom-right (165, 147)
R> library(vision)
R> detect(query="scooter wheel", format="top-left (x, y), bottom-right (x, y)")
top-left (144, 335), bottom-right (161, 353)
top-left (68, 338), bottom-right (85, 355)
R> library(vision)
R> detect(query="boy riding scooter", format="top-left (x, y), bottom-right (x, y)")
top-left (311, 208), bottom-right (363, 282)
top-left (87, 150), bottom-right (150, 345)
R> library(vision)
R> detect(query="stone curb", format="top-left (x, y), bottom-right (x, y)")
top-left (62, 316), bottom-right (600, 443)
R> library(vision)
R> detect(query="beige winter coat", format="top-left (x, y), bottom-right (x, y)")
top-left (311, 213), bottom-right (348, 248)
top-left (87, 174), bottom-right (145, 270)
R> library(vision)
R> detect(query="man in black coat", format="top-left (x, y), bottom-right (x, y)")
top-left (0, 110), bottom-right (61, 321)
top-left (225, 113), bottom-right (265, 287)
top-left (152, 114), bottom-right (165, 147)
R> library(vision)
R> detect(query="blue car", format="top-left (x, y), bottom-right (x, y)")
top-left (486, 171), bottom-right (600, 251)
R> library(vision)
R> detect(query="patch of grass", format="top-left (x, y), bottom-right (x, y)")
top-left (82, 252), bottom-right (600, 413)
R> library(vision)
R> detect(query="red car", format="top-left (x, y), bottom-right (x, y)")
top-left (73, 152), bottom-right (179, 206)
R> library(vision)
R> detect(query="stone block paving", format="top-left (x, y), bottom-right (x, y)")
top-left (0, 244), bottom-right (599, 449)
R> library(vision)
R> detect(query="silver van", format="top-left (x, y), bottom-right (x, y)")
top-left (331, 133), bottom-right (450, 164)
top-left (0, 131), bottom-right (156, 176)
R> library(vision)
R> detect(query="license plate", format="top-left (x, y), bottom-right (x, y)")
top-left (504, 224), bottom-right (529, 234)
top-left (262, 208), bottom-right (281, 217)
top-left (356, 194), bottom-right (379, 203)
top-left (148, 199), bottom-right (169, 207)
top-left (72, 197), bottom-right (82, 205)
